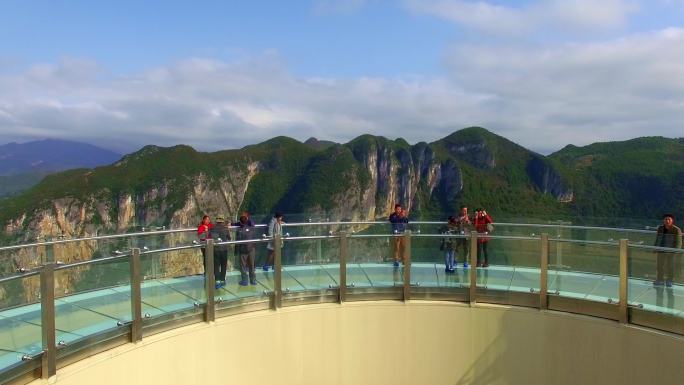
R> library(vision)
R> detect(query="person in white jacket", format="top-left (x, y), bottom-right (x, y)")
top-left (264, 212), bottom-right (284, 272)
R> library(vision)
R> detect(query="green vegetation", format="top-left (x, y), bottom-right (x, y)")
top-left (1, 129), bottom-right (683, 238)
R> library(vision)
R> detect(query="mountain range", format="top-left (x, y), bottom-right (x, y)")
top-left (1, 127), bottom-right (683, 248)
top-left (0, 139), bottom-right (122, 198)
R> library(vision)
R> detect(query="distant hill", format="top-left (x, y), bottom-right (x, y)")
top-left (0, 172), bottom-right (51, 198)
top-left (304, 137), bottom-right (338, 151)
top-left (550, 136), bottom-right (684, 219)
top-left (0, 139), bottom-right (121, 176)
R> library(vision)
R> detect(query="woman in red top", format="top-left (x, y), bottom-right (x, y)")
top-left (474, 208), bottom-right (493, 267)
top-left (197, 215), bottom-right (214, 275)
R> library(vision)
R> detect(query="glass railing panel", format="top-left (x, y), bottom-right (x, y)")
top-left (347, 235), bottom-right (400, 288)
top-left (0, 274), bottom-right (43, 372)
top-left (628, 245), bottom-right (683, 317)
top-left (281, 237), bottom-right (339, 293)
top-left (137, 248), bottom-right (205, 317)
top-left (489, 237), bottom-right (541, 293)
top-left (221, 240), bottom-right (272, 300)
top-left (53, 260), bottom-right (130, 344)
top-left (0, 246), bottom-right (47, 279)
top-left (548, 240), bottom-right (619, 302)
top-left (410, 234), bottom-right (469, 289)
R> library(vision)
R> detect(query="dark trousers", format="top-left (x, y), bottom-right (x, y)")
top-left (214, 249), bottom-right (228, 282)
top-left (201, 247), bottom-right (207, 274)
top-left (477, 242), bottom-right (489, 264)
top-left (656, 253), bottom-right (674, 281)
top-left (239, 249), bottom-right (256, 282)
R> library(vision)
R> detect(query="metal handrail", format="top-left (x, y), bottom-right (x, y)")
top-left (0, 220), bottom-right (665, 252)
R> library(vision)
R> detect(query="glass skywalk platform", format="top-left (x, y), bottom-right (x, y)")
top-left (0, 221), bottom-right (682, 383)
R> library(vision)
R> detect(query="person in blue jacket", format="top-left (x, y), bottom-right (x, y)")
top-left (389, 204), bottom-right (409, 267)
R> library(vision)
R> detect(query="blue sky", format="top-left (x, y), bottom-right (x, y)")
top-left (1, 0), bottom-right (684, 153)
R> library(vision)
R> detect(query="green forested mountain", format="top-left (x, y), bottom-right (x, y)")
top-left (550, 136), bottom-right (684, 220)
top-left (1, 128), bottom-right (682, 244)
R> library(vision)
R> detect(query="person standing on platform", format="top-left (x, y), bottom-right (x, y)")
top-left (197, 215), bottom-right (213, 275)
top-left (210, 216), bottom-right (231, 288)
top-left (455, 205), bottom-right (472, 268)
top-left (474, 208), bottom-right (494, 267)
top-left (264, 212), bottom-right (284, 272)
top-left (653, 213), bottom-right (682, 287)
top-left (440, 216), bottom-right (458, 273)
top-left (389, 204), bottom-right (409, 267)
top-left (235, 214), bottom-right (257, 286)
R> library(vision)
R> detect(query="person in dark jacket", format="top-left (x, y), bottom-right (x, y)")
top-left (389, 204), bottom-right (409, 267)
top-left (210, 216), bottom-right (231, 288)
top-left (235, 215), bottom-right (257, 286)
top-left (653, 213), bottom-right (682, 287)
top-left (455, 205), bottom-right (472, 268)
top-left (264, 212), bottom-right (284, 272)
top-left (440, 216), bottom-right (458, 273)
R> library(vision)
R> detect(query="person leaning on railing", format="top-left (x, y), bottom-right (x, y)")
top-left (653, 213), bottom-right (682, 288)
top-left (197, 215), bottom-right (213, 275)
top-left (389, 204), bottom-right (409, 267)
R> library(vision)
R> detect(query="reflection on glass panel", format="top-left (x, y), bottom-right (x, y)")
top-left (348, 236), bottom-right (402, 288)
top-left (0, 247), bottom-right (44, 279)
top-left (410, 233), bottom-right (469, 289)
top-left (628, 246), bottom-right (683, 317)
top-left (548, 241), bottom-right (619, 302)
top-left (281, 238), bottom-right (339, 293)
top-left (139, 250), bottom-right (204, 317)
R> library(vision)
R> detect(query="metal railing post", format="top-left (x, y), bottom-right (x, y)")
top-left (40, 263), bottom-right (56, 379)
top-left (46, 243), bottom-right (55, 264)
top-left (339, 231), bottom-right (348, 303)
top-left (274, 234), bottom-right (283, 309)
top-left (403, 231), bottom-right (411, 302)
top-left (129, 248), bottom-right (142, 342)
top-left (469, 231), bottom-right (478, 304)
top-left (540, 233), bottom-right (549, 310)
top-left (619, 239), bottom-right (629, 324)
top-left (204, 239), bottom-right (215, 322)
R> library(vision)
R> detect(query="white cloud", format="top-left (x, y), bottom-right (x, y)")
top-left (1, 28), bottom-right (683, 155)
top-left (403, 0), bottom-right (638, 36)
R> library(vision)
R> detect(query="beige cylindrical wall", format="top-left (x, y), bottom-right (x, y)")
top-left (29, 302), bottom-right (684, 385)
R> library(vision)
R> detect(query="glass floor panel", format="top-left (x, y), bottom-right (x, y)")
top-left (136, 281), bottom-right (200, 314)
top-left (476, 267), bottom-right (514, 291)
top-left (284, 265), bottom-right (338, 291)
top-left (585, 276), bottom-right (619, 302)
top-left (355, 264), bottom-right (403, 287)
top-left (344, 264), bottom-right (374, 288)
top-left (410, 264), bottom-right (439, 287)
top-left (55, 300), bottom-right (121, 339)
top-left (548, 271), bottom-right (603, 299)
top-left (58, 289), bottom-right (134, 322)
top-left (510, 268), bottom-right (541, 293)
